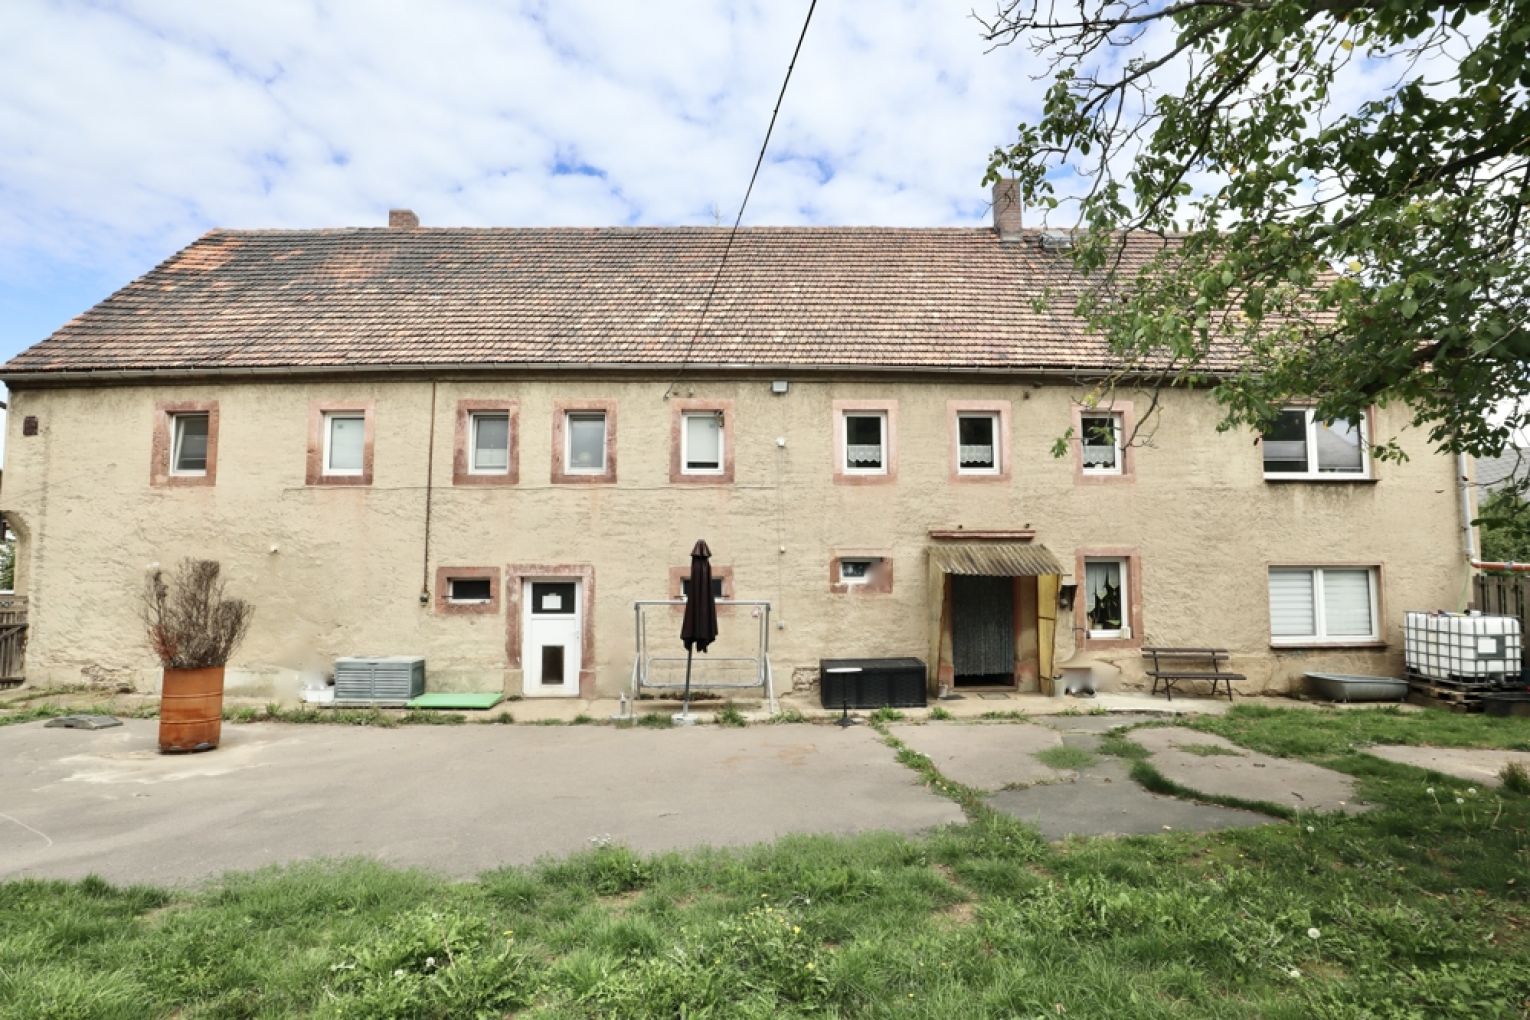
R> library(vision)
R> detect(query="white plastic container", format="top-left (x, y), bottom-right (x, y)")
top-left (1404, 612), bottom-right (1521, 681)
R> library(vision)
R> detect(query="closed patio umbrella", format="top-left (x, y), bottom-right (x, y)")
top-left (678, 539), bottom-right (718, 720)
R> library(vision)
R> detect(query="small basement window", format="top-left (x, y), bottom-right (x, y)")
top-left (447, 577), bottom-right (494, 604)
top-left (680, 577), bottom-right (727, 600)
top-left (839, 557), bottom-right (883, 585)
top-left (170, 413), bottom-right (210, 476)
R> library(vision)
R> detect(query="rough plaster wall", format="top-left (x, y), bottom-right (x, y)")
top-left (0, 377), bottom-right (1470, 698)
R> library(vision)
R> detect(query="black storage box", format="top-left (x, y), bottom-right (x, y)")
top-left (820, 657), bottom-right (928, 709)
top-left (1482, 692), bottom-right (1530, 717)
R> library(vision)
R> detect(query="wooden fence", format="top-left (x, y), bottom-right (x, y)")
top-left (0, 595), bottom-right (27, 685)
top-left (1472, 573), bottom-right (1528, 674)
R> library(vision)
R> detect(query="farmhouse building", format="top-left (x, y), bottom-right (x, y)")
top-left (0, 185), bottom-right (1474, 701)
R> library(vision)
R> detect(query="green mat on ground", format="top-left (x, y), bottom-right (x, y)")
top-left (406, 692), bottom-right (504, 710)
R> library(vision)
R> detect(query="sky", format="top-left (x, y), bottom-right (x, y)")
top-left (0, 0), bottom-right (1059, 366)
top-left (4, 1), bottom-right (1515, 460)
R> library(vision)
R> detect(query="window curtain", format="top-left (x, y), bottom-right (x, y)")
top-left (1084, 560), bottom-right (1123, 632)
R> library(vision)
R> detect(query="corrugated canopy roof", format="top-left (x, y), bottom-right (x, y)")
top-left (929, 543), bottom-right (1064, 577)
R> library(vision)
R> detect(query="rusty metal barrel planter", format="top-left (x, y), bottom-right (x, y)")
top-left (158, 666), bottom-right (225, 753)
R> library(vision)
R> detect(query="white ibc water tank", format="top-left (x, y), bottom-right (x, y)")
top-left (1404, 612), bottom-right (1522, 681)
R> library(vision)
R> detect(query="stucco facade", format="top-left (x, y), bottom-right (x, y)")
top-left (0, 373), bottom-right (1472, 699)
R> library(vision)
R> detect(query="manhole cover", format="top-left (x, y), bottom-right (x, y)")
top-left (44, 714), bottom-right (123, 730)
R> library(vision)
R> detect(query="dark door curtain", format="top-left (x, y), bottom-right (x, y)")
top-left (952, 575), bottom-right (1015, 683)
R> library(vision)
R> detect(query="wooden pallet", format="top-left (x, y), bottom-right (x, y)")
top-left (1407, 671), bottom-right (1500, 690)
top-left (1407, 681), bottom-right (1486, 713)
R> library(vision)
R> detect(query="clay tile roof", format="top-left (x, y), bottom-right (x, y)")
top-left (0, 226), bottom-right (1248, 378)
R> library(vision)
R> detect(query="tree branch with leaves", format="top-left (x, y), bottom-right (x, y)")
top-left (982, 0), bottom-right (1529, 474)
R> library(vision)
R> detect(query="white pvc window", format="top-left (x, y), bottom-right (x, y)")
top-left (447, 577), bottom-right (493, 604)
top-left (1269, 567), bottom-right (1379, 645)
top-left (1084, 558), bottom-right (1130, 639)
top-left (170, 413), bottom-right (209, 476)
top-left (957, 412), bottom-right (999, 474)
top-left (842, 412), bottom-right (886, 474)
top-left (470, 412), bottom-right (510, 474)
top-left (682, 411), bottom-right (724, 474)
top-left (565, 412), bottom-right (607, 474)
top-left (323, 413), bottom-right (366, 476)
top-left (1262, 408), bottom-right (1369, 478)
top-left (1080, 413), bottom-right (1122, 475)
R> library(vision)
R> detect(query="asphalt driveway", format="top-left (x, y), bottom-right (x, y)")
top-left (0, 719), bottom-right (961, 885)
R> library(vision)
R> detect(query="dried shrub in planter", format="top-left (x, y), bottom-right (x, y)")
top-left (142, 559), bottom-right (254, 669)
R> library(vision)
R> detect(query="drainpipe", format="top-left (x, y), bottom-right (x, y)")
top-left (1456, 452), bottom-right (1477, 561)
top-left (420, 381), bottom-right (437, 604)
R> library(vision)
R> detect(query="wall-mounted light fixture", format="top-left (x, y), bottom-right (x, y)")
top-left (771, 380), bottom-right (790, 395)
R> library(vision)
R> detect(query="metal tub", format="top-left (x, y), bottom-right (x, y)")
top-left (1305, 672), bottom-right (1408, 703)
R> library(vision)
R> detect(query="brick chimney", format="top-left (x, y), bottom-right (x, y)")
top-left (389, 208), bottom-right (419, 229)
top-left (991, 180), bottom-right (1022, 240)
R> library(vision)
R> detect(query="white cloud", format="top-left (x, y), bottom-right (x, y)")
top-left (0, 0), bottom-right (1052, 281)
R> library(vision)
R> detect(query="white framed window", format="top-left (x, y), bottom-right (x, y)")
top-left (1269, 567), bottom-right (1379, 645)
top-left (681, 411), bottom-right (724, 475)
top-left (1262, 408), bottom-right (1369, 478)
top-left (170, 413), bottom-right (210, 476)
top-left (1083, 558), bottom-right (1130, 639)
top-left (323, 412), bottom-right (366, 476)
top-left (842, 412), bottom-right (887, 474)
top-left (469, 412), bottom-right (510, 475)
top-left (1080, 413), bottom-right (1122, 475)
top-left (565, 412), bottom-right (608, 474)
top-left (957, 412), bottom-right (999, 474)
top-left (447, 577), bottom-right (493, 604)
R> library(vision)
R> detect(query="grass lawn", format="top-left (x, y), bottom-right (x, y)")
top-left (4, 706), bottom-right (1530, 1018)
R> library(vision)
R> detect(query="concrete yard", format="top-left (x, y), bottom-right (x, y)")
top-left (0, 707), bottom-right (1388, 886)
top-left (1130, 727), bottom-right (1366, 813)
top-left (987, 756), bottom-right (1275, 839)
top-left (1365, 745), bottom-right (1530, 787)
top-left (0, 719), bottom-right (962, 885)
top-left (889, 721), bottom-right (1069, 790)
top-left (966, 715), bottom-right (1280, 837)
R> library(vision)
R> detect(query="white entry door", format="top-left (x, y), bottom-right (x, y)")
top-left (523, 579), bottom-right (581, 697)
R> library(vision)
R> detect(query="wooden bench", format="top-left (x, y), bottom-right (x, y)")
top-left (1142, 647), bottom-right (1243, 702)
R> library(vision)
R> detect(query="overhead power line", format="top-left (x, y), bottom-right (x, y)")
top-left (670, 0), bottom-right (818, 386)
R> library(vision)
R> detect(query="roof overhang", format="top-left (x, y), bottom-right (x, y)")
top-left (928, 542), bottom-right (1064, 577)
top-left (0, 361), bottom-right (1227, 390)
